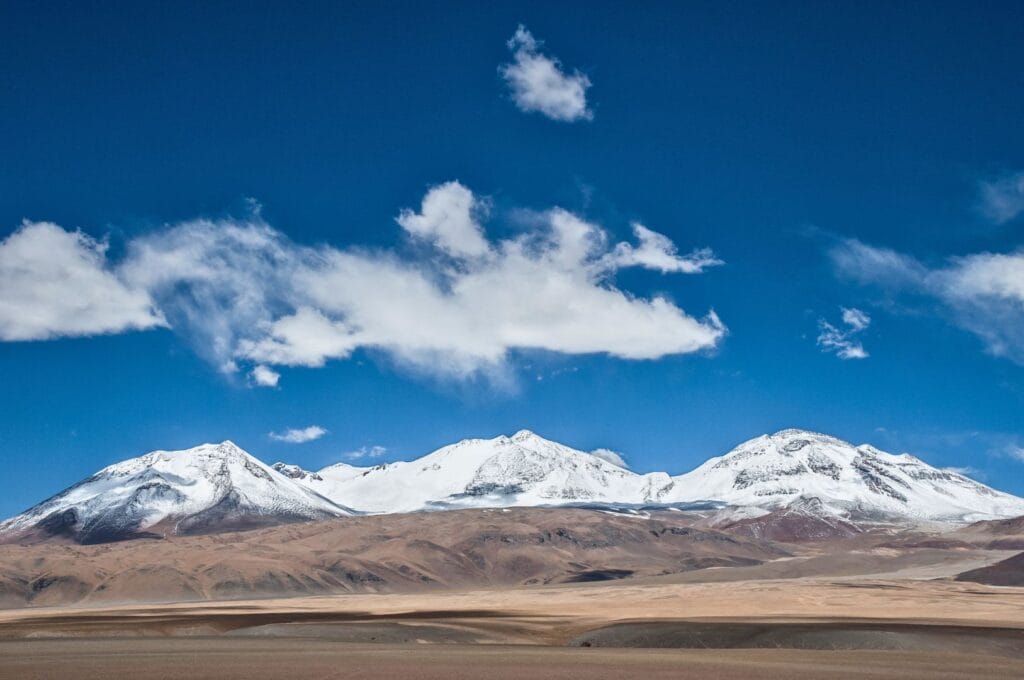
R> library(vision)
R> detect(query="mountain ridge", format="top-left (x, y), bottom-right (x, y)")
top-left (284, 428), bottom-right (1024, 523)
top-left (3, 429), bottom-right (1023, 544)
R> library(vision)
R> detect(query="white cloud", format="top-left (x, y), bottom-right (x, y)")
top-left (817, 307), bottom-right (870, 360)
top-left (250, 364), bottom-right (280, 387)
top-left (831, 238), bottom-right (1024, 364)
top-left (591, 448), bottom-right (628, 469)
top-left (240, 306), bottom-right (359, 368)
top-left (1007, 445), bottom-right (1024, 463)
top-left (0, 221), bottom-right (164, 341)
top-left (0, 183), bottom-right (725, 384)
top-left (229, 189), bottom-right (725, 379)
top-left (345, 445), bottom-right (387, 461)
top-left (500, 25), bottom-right (592, 122)
top-left (828, 238), bottom-right (926, 290)
top-left (119, 217), bottom-right (304, 372)
top-left (841, 307), bottom-right (871, 332)
top-left (609, 223), bottom-right (724, 274)
top-left (269, 425), bottom-right (327, 444)
top-left (979, 171), bottom-right (1024, 224)
top-left (396, 181), bottom-right (490, 258)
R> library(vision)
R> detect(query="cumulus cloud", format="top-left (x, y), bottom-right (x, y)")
top-left (979, 171), bottom-right (1024, 224)
top-left (609, 223), bottom-right (724, 274)
top-left (817, 307), bottom-right (871, 360)
top-left (345, 445), bottom-right (387, 461)
top-left (250, 364), bottom-right (280, 387)
top-left (591, 448), bottom-right (628, 469)
top-left (0, 221), bottom-right (164, 341)
top-left (830, 238), bottom-right (1024, 364)
top-left (396, 181), bottom-right (490, 258)
top-left (500, 25), bottom-right (592, 122)
top-left (269, 425), bottom-right (327, 443)
top-left (0, 182), bottom-right (725, 383)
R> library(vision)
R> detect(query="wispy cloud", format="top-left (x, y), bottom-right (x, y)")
top-left (841, 307), bottom-right (871, 332)
top-left (830, 238), bottom-right (1024, 364)
top-left (345, 445), bottom-right (386, 461)
top-left (0, 182), bottom-right (725, 386)
top-left (609, 223), bottom-right (724, 274)
top-left (817, 307), bottom-right (870, 360)
top-left (591, 448), bottom-right (628, 469)
top-left (500, 25), bottom-right (592, 122)
top-left (269, 425), bottom-right (327, 444)
top-left (979, 171), bottom-right (1024, 224)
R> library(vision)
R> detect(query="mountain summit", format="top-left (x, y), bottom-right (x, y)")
top-left (0, 441), bottom-right (352, 544)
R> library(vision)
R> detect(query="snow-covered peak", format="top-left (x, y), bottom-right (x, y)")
top-left (670, 429), bottom-right (1024, 522)
top-left (101, 440), bottom-right (249, 476)
top-left (510, 428), bottom-right (541, 443)
top-left (0, 442), bottom-right (352, 544)
top-left (297, 430), bottom-right (669, 514)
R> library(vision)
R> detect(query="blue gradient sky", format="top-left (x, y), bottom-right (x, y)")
top-left (2, 1), bottom-right (1023, 517)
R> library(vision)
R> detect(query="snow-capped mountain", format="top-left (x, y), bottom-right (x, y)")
top-left (280, 429), bottom-right (682, 514)
top-left (671, 429), bottom-right (1024, 523)
top-left (3, 430), bottom-right (1022, 545)
top-left (283, 429), bottom-right (1024, 523)
top-left (0, 441), bottom-right (352, 544)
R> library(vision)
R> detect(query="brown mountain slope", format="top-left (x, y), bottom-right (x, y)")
top-left (956, 551), bottom-right (1024, 586)
top-left (953, 515), bottom-right (1024, 549)
top-left (0, 508), bottom-right (788, 608)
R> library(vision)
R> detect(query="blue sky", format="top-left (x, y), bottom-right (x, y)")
top-left (2, 1), bottom-right (1023, 517)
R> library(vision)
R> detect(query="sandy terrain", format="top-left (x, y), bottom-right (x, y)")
top-left (2, 575), bottom-right (1023, 678)
top-left (5, 577), bottom-right (1024, 636)
top-left (2, 509), bottom-right (1023, 677)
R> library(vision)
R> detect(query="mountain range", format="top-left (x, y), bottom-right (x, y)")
top-left (2, 428), bottom-right (1023, 544)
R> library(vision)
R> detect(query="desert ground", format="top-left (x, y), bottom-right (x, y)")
top-left (1, 577), bottom-right (1023, 678)
top-left (2, 509), bottom-right (1023, 678)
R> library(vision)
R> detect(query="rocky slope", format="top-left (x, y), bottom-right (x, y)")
top-left (0, 508), bottom-right (787, 607)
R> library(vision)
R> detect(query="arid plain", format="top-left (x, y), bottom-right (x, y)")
top-left (1, 508), bottom-right (1023, 679)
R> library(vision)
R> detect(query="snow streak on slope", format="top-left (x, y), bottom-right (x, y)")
top-left (286, 429), bottom-right (1024, 523)
top-left (0, 441), bottom-right (351, 543)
